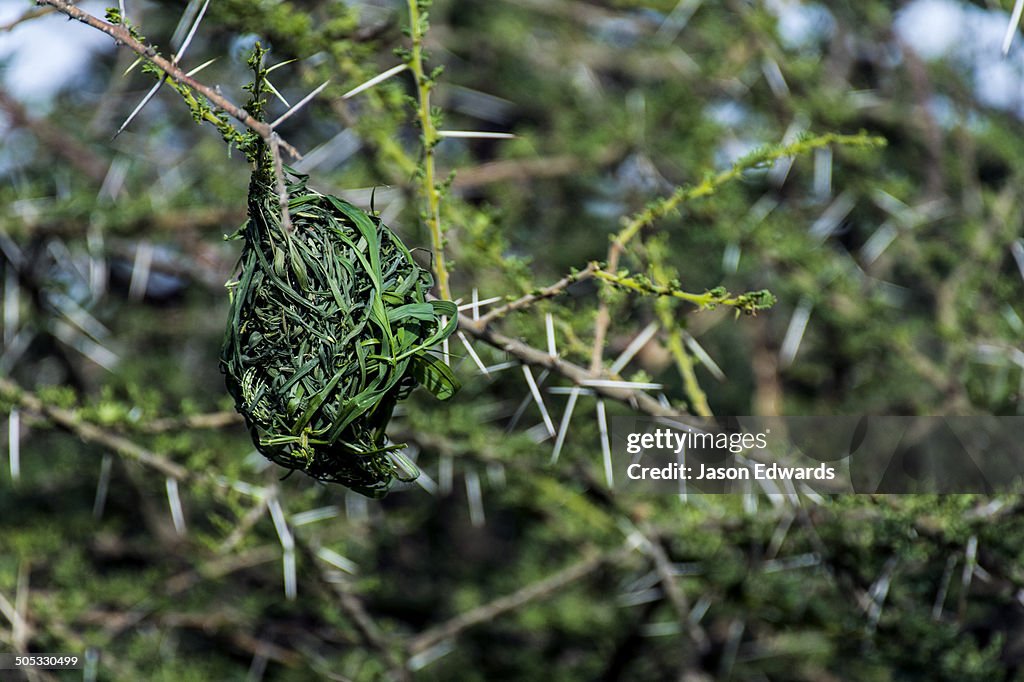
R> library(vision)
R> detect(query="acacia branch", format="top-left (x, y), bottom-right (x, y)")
top-left (295, 538), bottom-right (411, 682)
top-left (36, 0), bottom-right (299, 159)
top-left (406, 0), bottom-right (451, 301)
top-left (0, 377), bottom-right (190, 481)
top-left (477, 262), bottom-right (598, 325)
top-left (408, 541), bottom-right (636, 655)
top-left (458, 314), bottom-right (692, 420)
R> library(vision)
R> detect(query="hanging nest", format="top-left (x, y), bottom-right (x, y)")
top-left (221, 152), bottom-right (459, 498)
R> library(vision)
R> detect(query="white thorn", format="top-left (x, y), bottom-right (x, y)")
top-left (655, 0), bottom-right (702, 44)
top-left (550, 386), bottom-right (581, 464)
top-left (465, 469), bottom-right (485, 527)
top-left (165, 478), bottom-right (186, 535)
top-left (283, 547), bottom-right (297, 601)
top-left (458, 296), bottom-right (502, 313)
top-left (270, 80), bottom-right (332, 129)
top-left (597, 400), bottom-right (613, 488)
top-left (173, 0), bottom-right (210, 65)
top-left (437, 130), bottom-right (516, 139)
top-left (546, 313), bottom-right (557, 358)
top-left (1011, 240), bottom-right (1024, 285)
top-left (458, 331), bottom-right (488, 376)
top-left (115, 81), bottom-right (163, 137)
top-left (779, 297), bottom-right (813, 368)
top-left (609, 322), bottom-right (658, 374)
top-left (267, 497), bottom-right (294, 550)
top-left (480, 360), bottom-right (518, 374)
top-left (316, 547), bottom-right (358, 574)
top-left (342, 63), bottom-right (409, 100)
top-left (683, 332), bottom-right (725, 381)
top-left (580, 379), bottom-right (663, 391)
top-left (186, 57), bottom-right (217, 77)
top-left (1004, 0), bottom-right (1024, 55)
top-left (93, 454), bottom-right (113, 520)
top-left (522, 366), bottom-right (556, 438)
top-left (289, 506), bottom-right (339, 526)
top-left (128, 241), bottom-right (153, 301)
top-left (8, 408), bottom-right (20, 482)
top-left (266, 59), bottom-right (297, 74)
top-left (4, 258), bottom-right (20, 346)
top-left (442, 320), bottom-right (450, 366)
top-left (439, 455), bottom-right (453, 496)
top-left (415, 469), bottom-right (438, 495)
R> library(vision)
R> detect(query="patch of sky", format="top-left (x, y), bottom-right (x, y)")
top-left (764, 0), bottom-right (835, 50)
top-left (0, 1), bottom-right (113, 111)
top-left (895, 0), bottom-right (1024, 116)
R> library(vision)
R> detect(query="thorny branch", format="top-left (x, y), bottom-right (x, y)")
top-left (458, 312), bottom-right (694, 420)
top-left (0, 377), bottom-right (190, 481)
top-left (36, 0), bottom-right (300, 159)
top-left (295, 538), bottom-right (412, 682)
top-left (408, 540), bottom-right (638, 655)
top-left (477, 262), bottom-right (598, 325)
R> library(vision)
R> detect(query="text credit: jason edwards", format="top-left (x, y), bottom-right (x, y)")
top-left (620, 426), bottom-right (838, 491)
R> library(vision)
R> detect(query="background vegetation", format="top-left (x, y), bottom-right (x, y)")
top-left (2, 0), bottom-right (1024, 679)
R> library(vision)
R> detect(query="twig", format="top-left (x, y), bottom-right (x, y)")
top-left (0, 6), bottom-right (55, 31)
top-left (0, 378), bottom-right (190, 481)
top-left (478, 262), bottom-right (598, 325)
top-left (36, 0), bottom-right (299, 159)
top-left (406, 0), bottom-right (452, 300)
top-left (295, 538), bottom-right (411, 682)
top-left (139, 410), bottom-right (242, 433)
top-left (458, 313), bottom-right (692, 419)
top-left (269, 135), bottom-right (294, 233)
top-left (408, 541), bottom-right (636, 655)
top-left (638, 525), bottom-right (710, 659)
top-left (587, 132), bottom-right (885, 372)
top-left (589, 243), bottom-right (623, 373)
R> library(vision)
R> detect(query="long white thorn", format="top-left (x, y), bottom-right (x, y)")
top-left (546, 313), bottom-right (557, 358)
top-left (115, 81), bottom-right (163, 138)
top-left (8, 408), bottom-right (19, 482)
top-left (597, 400), bottom-right (613, 488)
top-left (115, 0), bottom-right (209, 138)
top-left (270, 80), bottom-right (332, 129)
top-left (442, 316), bottom-right (450, 366)
top-left (550, 386), bottom-right (581, 464)
top-left (458, 295), bottom-right (501, 314)
top-left (458, 331), bottom-right (488, 376)
top-left (93, 454), bottom-right (113, 520)
top-left (267, 497), bottom-right (297, 600)
top-left (1004, 0), bottom-right (1024, 55)
top-left (437, 130), bottom-right (516, 139)
top-left (174, 0), bottom-right (210, 64)
top-left (342, 63), bottom-right (409, 100)
top-left (684, 332), bottom-right (725, 381)
top-left (779, 297), bottom-right (813, 368)
top-left (165, 478), bottom-right (186, 535)
top-left (465, 469), bottom-right (485, 527)
top-left (522, 366), bottom-right (556, 438)
top-left (609, 322), bottom-right (658, 374)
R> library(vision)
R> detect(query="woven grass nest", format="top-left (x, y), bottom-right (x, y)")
top-left (221, 158), bottom-right (458, 498)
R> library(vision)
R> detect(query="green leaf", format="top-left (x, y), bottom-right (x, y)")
top-left (411, 353), bottom-right (460, 401)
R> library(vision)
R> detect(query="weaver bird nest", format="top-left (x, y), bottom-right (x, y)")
top-left (221, 163), bottom-right (458, 498)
